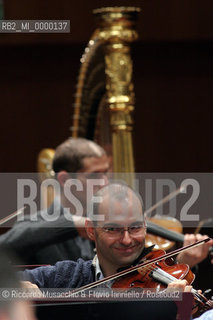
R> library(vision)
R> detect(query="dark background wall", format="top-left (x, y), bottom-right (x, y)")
top-left (0, 0), bottom-right (212, 172)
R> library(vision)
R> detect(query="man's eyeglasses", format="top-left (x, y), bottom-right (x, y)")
top-left (101, 223), bottom-right (145, 237)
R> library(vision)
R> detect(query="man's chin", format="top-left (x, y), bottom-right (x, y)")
top-left (116, 253), bottom-right (140, 267)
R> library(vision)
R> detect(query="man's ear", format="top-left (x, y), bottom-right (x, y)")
top-left (85, 219), bottom-right (95, 241)
top-left (57, 171), bottom-right (70, 187)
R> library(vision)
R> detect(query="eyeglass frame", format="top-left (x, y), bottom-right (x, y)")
top-left (97, 221), bottom-right (146, 237)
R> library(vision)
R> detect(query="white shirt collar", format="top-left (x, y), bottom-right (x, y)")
top-left (92, 254), bottom-right (104, 281)
top-left (92, 255), bottom-right (114, 288)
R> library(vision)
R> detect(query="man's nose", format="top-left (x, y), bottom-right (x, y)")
top-left (120, 230), bottom-right (132, 245)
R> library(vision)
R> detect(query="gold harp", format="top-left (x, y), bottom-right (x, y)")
top-left (38, 7), bottom-right (140, 198)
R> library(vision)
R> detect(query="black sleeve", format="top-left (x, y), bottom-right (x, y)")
top-left (0, 213), bottom-right (78, 259)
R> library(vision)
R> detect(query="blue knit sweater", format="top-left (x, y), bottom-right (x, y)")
top-left (20, 259), bottom-right (95, 288)
top-left (20, 247), bottom-right (155, 289)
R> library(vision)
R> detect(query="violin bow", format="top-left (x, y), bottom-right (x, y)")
top-left (144, 185), bottom-right (213, 255)
top-left (71, 237), bottom-right (212, 294)
top-left (0, 206), bottom-right (25, 226)
top-left (144, 185), bottom-right (185, 218)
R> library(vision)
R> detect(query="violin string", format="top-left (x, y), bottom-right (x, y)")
top-left (143, 264), bottom-right (204, 303)
top-left (140, 262), bottom-right (202, 294)
top-left (136, 263), bottom-right (204, 303)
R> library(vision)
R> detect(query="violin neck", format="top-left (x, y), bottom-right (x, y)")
top-left (151, 267), bottom-right (207, 306)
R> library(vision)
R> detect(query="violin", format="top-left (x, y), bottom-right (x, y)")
top-left (112, 249), bottom-right (211, 315)
top-left (144, 187), bottom-right (212, 253)
top-left (112, 249), bottom-right (194, 290)
top-left (72, 239), bottom-right (213, 316)
top-left (146, 215), bottom-right (183, 250)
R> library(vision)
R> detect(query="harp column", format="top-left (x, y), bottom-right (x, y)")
top-left (93, 7), bottom-right (140, 176)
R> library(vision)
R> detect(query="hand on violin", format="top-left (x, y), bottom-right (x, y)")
top-left (168, 279), bottom-right (192, 292)
top-left (176, 234), bottom-right (213, 268)
top-left (21, 281), bottom-right (43, 298)
top-left (21, 281), bottom-right (39, 289)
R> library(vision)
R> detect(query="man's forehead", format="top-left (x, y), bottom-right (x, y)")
top-left (99, 194), bottom-right (143, 222)
top-left (101, 191), bottom-right (142, 206)
top-left (102, 214), bottom-right (143, 224)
